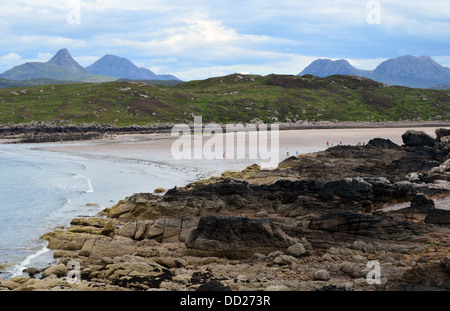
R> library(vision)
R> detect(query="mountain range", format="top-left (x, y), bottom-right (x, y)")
top-left (298, 55), bottom-right (450, 89)
top-left (0, 49), bottom-right (179, 83)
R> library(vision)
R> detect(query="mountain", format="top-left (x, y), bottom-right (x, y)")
top-left (431, 83), bottom-right (450, 90)
top-left (86, 55), bottom-right (179, 81)
top-left (0, 49), bottom-right (92, 81)
top-left (298, 55), bottom-right (450, 88)
top-left (299, 59), bottom-right (370, 78)
top-left (47, 48), bottom-right (91, 77)
top-left (0, 49), bottom-right (179, 83)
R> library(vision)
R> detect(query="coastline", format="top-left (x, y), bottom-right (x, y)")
top-left (0, 125), bottom-right (449, 291)
top-left (0, 120), bottom-right (449, 144)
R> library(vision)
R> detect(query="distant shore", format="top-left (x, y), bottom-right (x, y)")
top-left (1, 120), bottom-right (449, 144)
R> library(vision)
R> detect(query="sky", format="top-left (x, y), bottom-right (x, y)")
top-left (0, 0), bottom-right (449, 81)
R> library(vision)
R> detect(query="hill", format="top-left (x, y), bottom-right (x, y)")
top-left (299, 55), bottom-right (450, 89)
top-left (0, 77), bottom-right (80, 88)
top-left (0, 73), bottom-right (448, 126)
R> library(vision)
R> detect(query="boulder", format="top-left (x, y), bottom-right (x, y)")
top-left (286, 243), bottom-right (307, 257)
top-left (42, 264), bottom-right (67, 278)
top-left (402, 130), bottom-right (435, 147)
top-left (313, 270), bottom-right (331, 281)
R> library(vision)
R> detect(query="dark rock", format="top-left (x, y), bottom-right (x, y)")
top-left (435, 128), bottom-right (450, 141)
top-left (185, 215), bottom-right (299, 258)
top-left (309, 212), bottom-right (383, 233)
top-left (196, 281), bottom-right (232, 291)
top-left (441, 255), bottom-right (450, 274)
top-left (409, 194), bottom-right (435, 213)
top-left (112, 269), bottom-right (172, 290)
top-left (307, 211), bottom-right (435, 242)
top-left (425, 209), bottom-right (450, 225)
top-left (366, 138), bottom-right (400, 149)
top-left (402, 130), bottom-right (435, 147)
top-left (315, 284), bottom-right (353, 291)
top-left (23, 268), bottom-right (43, 278)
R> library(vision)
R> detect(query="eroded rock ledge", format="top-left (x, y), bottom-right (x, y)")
top-left (1, 129), bottom-right (449, 291)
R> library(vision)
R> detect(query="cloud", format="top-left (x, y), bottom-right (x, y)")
top-left (0, 52), bottom-right (55, 73)
top-left (0, 1), bottom-right (448, 80)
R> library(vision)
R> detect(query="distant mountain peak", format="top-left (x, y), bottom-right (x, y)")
top-left (46, 48), bottom-right (90, 76)
top-left (86, 54), bottom-right (179, 81)
top-left (299, 58), bottom-right (365, 78)
top-left (299, 55), bottom-right (450, 88)
top-left (0, 48), bottom-right (90, 81)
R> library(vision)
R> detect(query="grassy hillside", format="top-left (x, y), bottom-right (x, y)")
top-left (0, 73), bottom-right (449, 126)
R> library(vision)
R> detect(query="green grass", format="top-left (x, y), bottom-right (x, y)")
top-left (0, 73), bottom-right (449, 126)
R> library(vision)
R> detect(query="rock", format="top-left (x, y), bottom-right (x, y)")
top-left (272, 254), bottom-right (298, 266)
top-left (146, 216), bottom-right (198, 242)
top-left (196, 281), bottom-right (232, 291)
top-left (70, 217), bottom-right (109, 228)
top-left (425, 209), bottom-right (450, 225)
top-left (435, 128), bottom-right (450, 141)
top-left (315, 284), bottom-right (352, 291)
top-left (402, 130), bottom-right (435, 147)
top-left (366, 138), bottom-right (399, 149)
top-left (410, 194), bottom-right (435, 212)
top-left (441, 255), bottom-right (450, 274)
top-left (251, 253), bottom-right (267, 261)
top-left (339, 262), bottom-right (366, 278)
top-left (313, 270), bottom-right (330, 281)
top-left (185, 215), bottom-right (298, 258)
top-left (79, 238), bottom-right (137, 259)
top-left (405, 172), bottom-right (421, 182)
top-left (100, 221), bottom-right (115, 236)
top-left (42, 264), bottom-right (67, 279)
top-left (23, 268), bottom-right (43, 278)
top-left (286, 243), bottom-right (307, 257)
top-left (438, 159), bottom-right (450, 173)
top-left (405, 194), bottom-right (435, 222)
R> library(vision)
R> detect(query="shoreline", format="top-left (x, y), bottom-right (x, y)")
top-left (0, 120), bottom-right (449, 144)
top-left (1, 126), bottom-right (449, 291)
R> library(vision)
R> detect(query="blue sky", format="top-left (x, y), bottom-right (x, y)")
top-left (0, 0), bottom-right (449, 81)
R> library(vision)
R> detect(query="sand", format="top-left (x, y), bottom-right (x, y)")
top-left (40, 127), bottom-right (448, 168)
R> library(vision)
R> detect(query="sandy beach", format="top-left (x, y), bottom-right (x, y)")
top-left (39, 126), bottom-right (449, 174)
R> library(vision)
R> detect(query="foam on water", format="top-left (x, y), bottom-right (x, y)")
top-left (7, 243), bottom-right (52, 278)
top-left (0, 142), bottom-right (213, 279)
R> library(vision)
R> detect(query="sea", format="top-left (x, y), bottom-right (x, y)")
top-left (0, 131), bottom-right (328, 280)
top-left (0, 141), bottom-right (214, 280)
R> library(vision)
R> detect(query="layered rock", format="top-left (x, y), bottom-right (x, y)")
top-left (185, 215), bottom-right (301, 258)
top-left (2, 128), bottom-right (450, 291)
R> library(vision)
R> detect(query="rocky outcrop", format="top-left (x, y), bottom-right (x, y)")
top-left (0, 122), bottom-right (172, 143)
top-left (2, 128), bottom-right (450, 291)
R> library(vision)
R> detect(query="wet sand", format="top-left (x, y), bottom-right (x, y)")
top-left (38, 126), bottom-right (449, 175)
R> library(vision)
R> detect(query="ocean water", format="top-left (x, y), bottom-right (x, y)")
top-left (0, 142), bottom-right (211, 279)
